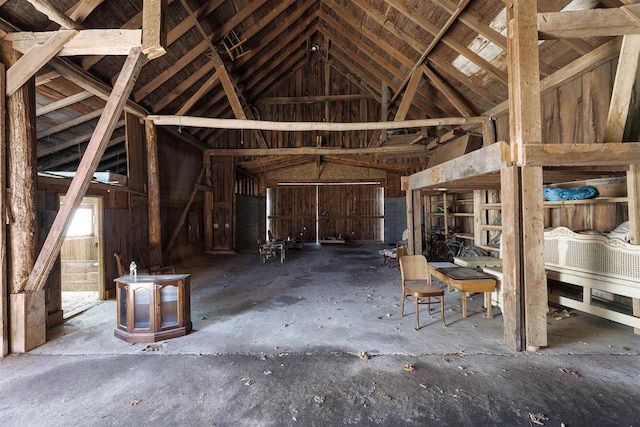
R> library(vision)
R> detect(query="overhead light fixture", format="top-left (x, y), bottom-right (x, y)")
top-left (310, 44), bottom-right (320, 52)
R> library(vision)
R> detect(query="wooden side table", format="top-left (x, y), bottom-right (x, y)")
top-left (427, 265), bottom-right (497, 319)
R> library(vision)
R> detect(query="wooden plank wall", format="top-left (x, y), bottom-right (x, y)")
top-left (267, 186), bottom-right (316, 241)
top-left (36, 128), bottom-right (203, 313)
top-left (495, 59), bottom-right (616, 144)
top-left (318, 185), bottom-right (383, 241)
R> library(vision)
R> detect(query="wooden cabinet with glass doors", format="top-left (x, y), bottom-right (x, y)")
top-left (114, 274), bottom-right (191, 343)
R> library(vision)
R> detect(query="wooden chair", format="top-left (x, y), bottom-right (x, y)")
top-left (257, 240), bottom-right (278, 267)
top-left (399, 255), bottom-right (446, 329)
top-left (383, 240), bottom-right (407, 269)
top-left (137, 246), bottom-right (176, 274)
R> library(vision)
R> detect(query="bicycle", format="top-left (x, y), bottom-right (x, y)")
top-left (431, 236), bottom-right (486, 262)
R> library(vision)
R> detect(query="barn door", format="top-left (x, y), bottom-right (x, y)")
top-left (211, 156), bottom-right (235, 251)
top-left (318, 185), bottom-right (384, 242)
top-left (267, 186), bottom-right (316, 242)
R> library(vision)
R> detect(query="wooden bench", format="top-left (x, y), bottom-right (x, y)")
top-left (544, 227), bottom-right (640, 331)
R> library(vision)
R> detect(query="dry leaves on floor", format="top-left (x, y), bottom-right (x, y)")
top-left (559, 367), bottom-right (581, 378)
top-left (130, 399), bottom-right (141, 406)
top-left (313, 395), bottom-right (326, 406)
top-left (359, 352), bottom-right (370, 360)
top-left (528, 412), bottom-right (549, 426)
top-left (403, 364), bottom-right (415, 372)
top-left (549, 308), bottom-right (573, 321)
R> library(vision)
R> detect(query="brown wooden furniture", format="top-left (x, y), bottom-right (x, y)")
top-left (114, 274), bottom-right (191, 343)
top-left (399, 255), bottom-right (446, 330)
top-left (427, 265), bottom-right (496, 319)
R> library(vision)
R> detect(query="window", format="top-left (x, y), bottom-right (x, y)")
top-left (66, 207), bottom-right (94, 237)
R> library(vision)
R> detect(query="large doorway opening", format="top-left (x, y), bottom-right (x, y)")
top-left (266, 183), bottom-right (384, 243)
top-left (60, 196), bottom-right (105, 319)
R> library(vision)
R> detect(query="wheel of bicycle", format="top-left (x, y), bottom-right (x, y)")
top-left (433, 240), bottom-right (452, 262)
top-left (460, 245), bottom-right (487, 258)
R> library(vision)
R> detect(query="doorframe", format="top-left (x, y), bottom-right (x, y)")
top-left (59, 194), bottom-right (106, 300)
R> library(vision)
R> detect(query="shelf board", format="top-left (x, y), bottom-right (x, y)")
top-left (480, 224), bottom-right (502, 231)
top-left (454, 233), bottom-right (474, 240)
top-left (480, 203), bottom-right (502, 210)
top-left (451, 213), bottom-right (474, 217)
top-left (453, 199), bottom-right (473, 204)
top-left (481, 197), bottom-right (628, 211)
top-left (543, 197), bottom-right (628, 207)
top-left (479, 244), bottom-right (500, 252)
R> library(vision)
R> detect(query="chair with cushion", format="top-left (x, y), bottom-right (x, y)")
top-left (399, 255), bottom-right (446, 329)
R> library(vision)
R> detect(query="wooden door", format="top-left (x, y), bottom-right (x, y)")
top-left (267, 186), bottom-right (316, 241)
top-left (318, 185), bottom-right (384, 242)
top-left (211, 156), bottom-right (235, 251)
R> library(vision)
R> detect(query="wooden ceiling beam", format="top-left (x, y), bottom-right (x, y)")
top-left (234, 0), bottom-right (317, 68)
top-left (328, 60), bottom-right (381, 103)
top-left (429, 0), bottom-right (506, 49)
top-left (24, 0), bottom-right (83, 29)
top-left (36, 90), bottom-right (93, 116)
top-left (142, 0), bottom-right (167, 59)
top-left (177, 0), bottom-right (268, 148)
top-left (538, 5), bottom-right (640, 39)
top-left (6, 30), bottom-right (78, 96)
top-left (176, 69), bottom-right (221, 116)
top-left (604, 35), bottom-right (640, 142)
top-left (239, 14), bottom-right (318, 82)
top-left (389, 0), bottom-right (472, 104)
top-left (151, 62), bottom-right (215, 112)
top-left (348, 0), bottom-right (508, 84)
top-left (421, 64), bottom-right (473, 117)
top-left (326, 36), bottom-right (445, 118)
top-left (151, 115), bottom-right (484, 131)
top-left (37, 120), bottom-right (124, 157)
top-left (394, 68), bottom-right (423, 121)
top-left (47, 56), bottom-right (148, 117)
top-left (321, 0), bottom-right (496, 106)
top-left (134, 0), bottom-right (312, 104)
top-left (259, 94), bottom-right (375, 105)
top-left (37, 108), bottom-right (104, 139)
top-left (243, 34), bottom-right (310, 92)
top-left (7, 29), bottom-right (142, 56)
top-left (39, 135), bottom-right (125, 170)
top-left (322, 155), bottom-right (411, 172)
top-left (248, 50), bottom-right (307, 99)
top-left (328, 55), bottom-right (422, 120)
top-left (66, 0), bottom-right (105, 24)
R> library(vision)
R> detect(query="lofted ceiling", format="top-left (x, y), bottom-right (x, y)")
top-left (0, 0), bottom-right (617, 173)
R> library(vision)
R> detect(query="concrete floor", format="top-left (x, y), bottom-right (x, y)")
top-left (1, 244), bottom-right (639, 425)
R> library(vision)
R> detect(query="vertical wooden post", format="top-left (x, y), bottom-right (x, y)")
top-left (500, 166), bottom-right (524, 350)
top-left (203, 153), bottom-right (213, 252)
top-left (0, 63), bottom-right (7, 357)
top-left (295, 70), bottom-right (303, 148)
top-left (145, 119), bottom-right (162, 263)
top-left (125, 112), bottom-right (145, 193)
top-left (403, 177), bottom-right (414, 255)
top-left (473, 190), bottom-right (485, 247)
top-left (381, 83), bottom-right (388, 144)
top-left (412, 189), bottom-right (422, 255)
top-left (482, 117), bottom-right (496, 147)
top-left (142, 0), bottom-right (168, 60)
top-left (1, 41), bottom-right (43, 353)
top-left (503, 0), bottom-right (547, 351)
top-left (627, 165), bottom-right (640, 334)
